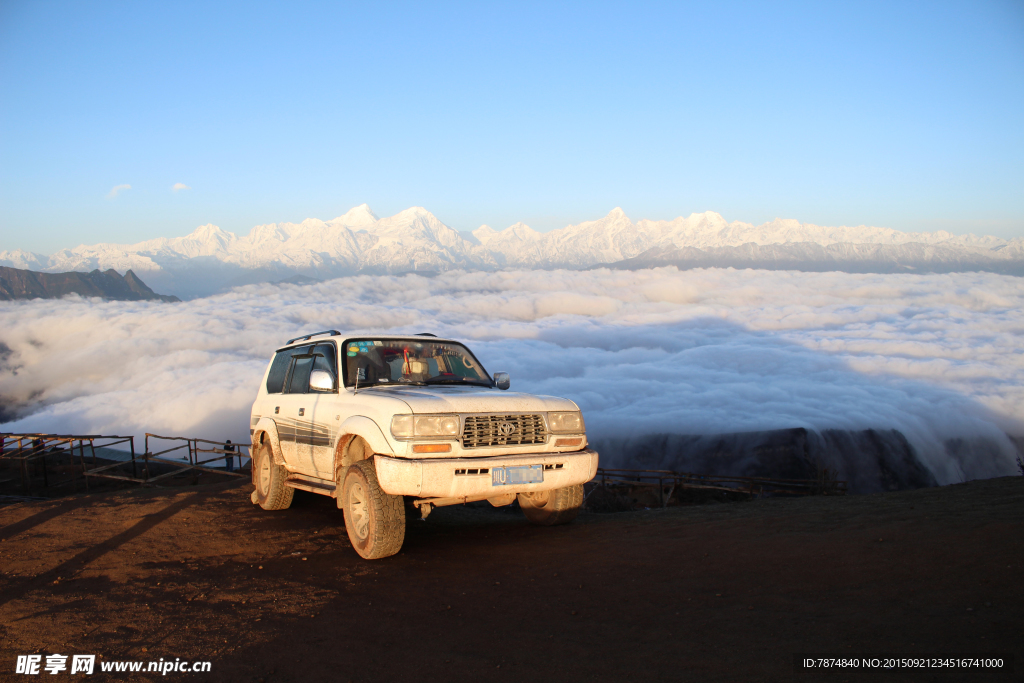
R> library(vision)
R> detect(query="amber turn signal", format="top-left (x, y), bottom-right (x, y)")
top-left (554, 437), bottom-right (583, 447)
top-left (412, 443), bottom-right (452, 454)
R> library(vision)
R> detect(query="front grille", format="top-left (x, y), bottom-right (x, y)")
top-left (462, 414), bottom-right (547, 449)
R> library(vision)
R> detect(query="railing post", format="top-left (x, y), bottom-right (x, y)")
top-left (70, 438), bottom-right (78, 493)
top-left (130, 437), bottom-right (137, 479)
top-left (41, 446), bottom-right (49, 491)
top-left (79, 440), bottom-right (89, 491)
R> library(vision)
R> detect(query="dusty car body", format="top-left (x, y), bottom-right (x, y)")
top-left (249, 330), bottom-right (598, 559)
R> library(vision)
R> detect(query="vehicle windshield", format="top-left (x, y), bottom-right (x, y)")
top-left (342, 338), bottom-right (492, 388)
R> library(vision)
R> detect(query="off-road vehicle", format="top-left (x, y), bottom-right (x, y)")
top-left (249, 330), bottom-right (599, 559)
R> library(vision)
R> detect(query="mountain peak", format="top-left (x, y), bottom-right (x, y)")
top-left (607, 207), bottom-right (627, 219)
top-left (186, 223), bottom-right (233, 241)
top-left (398, 206), bottom-right (433, 218)
top-left (505, 222), bottom-right (538, 238)
top-left (333, 203), bottom-right (379, 227)
top-left (472, 225), bottom-right (497, 245)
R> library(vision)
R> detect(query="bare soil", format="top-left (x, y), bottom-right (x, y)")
top-left (1, 477), bottom-right (1022, 682)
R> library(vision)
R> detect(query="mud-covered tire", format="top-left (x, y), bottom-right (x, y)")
top-left (518, 484), bottom-right (584, 526)
top-left (253, 440), bottom-right (293, 511)
top-left (341, 459), bottom-right (405, 560)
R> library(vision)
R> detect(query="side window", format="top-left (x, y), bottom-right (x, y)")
top-left (266, 351), bottom-right (292, 394)
top-left (287, 356), bottom-right (314, 394)
top-left (312, 344), bottom-right (337, 378)
top-left (311, 344), bottom-right (338, 392)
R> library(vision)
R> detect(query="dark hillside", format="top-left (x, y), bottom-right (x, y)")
top-left (0, 266), bottom-right (179, 302)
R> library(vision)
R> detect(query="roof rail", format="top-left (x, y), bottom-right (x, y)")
top-left (415, 332), bottom-right (438, 337)
top-left (287, 330), bottom-right (341, 345)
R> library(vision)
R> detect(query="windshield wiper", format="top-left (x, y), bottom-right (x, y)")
top-left (351, 380), bottom-right (427, 389)
top-left (423, 377), bottom-right (491, 386)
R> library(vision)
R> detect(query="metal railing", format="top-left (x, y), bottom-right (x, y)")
top-left (0, 433), bottom-right (137, 495)
top-left (589, 467), bottom-right (847, 508)
top-left (141, 434), bottom-right (250, 484)
top-left (1, 431), bottom-right (250, 495)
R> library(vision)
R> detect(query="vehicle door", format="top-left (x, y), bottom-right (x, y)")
top-left (263, 346), bottom-right (298, 466)
top-left (307, 343), bottom-right (340, 479)
top-left (277, 345), bottom-right (318, 475)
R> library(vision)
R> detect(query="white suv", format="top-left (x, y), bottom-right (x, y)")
top-left (249, 330), bottom-right (599, 559)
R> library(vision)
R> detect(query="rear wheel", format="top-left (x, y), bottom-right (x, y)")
top-left (341, 459), bottom-right (405, 560)
top-left (253, 439), bottom-right (293, 510)
top-left (518, 484), bottom-right (584, 526)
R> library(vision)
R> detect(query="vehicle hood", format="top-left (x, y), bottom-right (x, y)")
top-left (365, 386), bottom-right (577, 414)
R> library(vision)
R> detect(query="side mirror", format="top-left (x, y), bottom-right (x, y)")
top-left (493, 372), bottom-right (510, 390)
top-left (309, 370), bottom-right (336, 392)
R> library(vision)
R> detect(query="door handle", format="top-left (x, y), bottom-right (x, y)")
top-left (298, 408), bottom-right (305, 417)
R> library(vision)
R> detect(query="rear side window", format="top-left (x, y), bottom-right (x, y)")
top-left (265, 351), bottom-right (292, 394)
top-left (267, 345), bottom-right (318, 394)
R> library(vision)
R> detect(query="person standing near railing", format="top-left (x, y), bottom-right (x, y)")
top-left (224, 440), bottom-right (235, 472)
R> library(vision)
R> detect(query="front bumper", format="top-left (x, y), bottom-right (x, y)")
top-left (373, 448), bottom-right (599, 499)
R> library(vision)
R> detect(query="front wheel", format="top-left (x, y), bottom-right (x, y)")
top-left (341, 460), bottom-right (405, 560)
top-left (518, 484), bottom-right (584, 526)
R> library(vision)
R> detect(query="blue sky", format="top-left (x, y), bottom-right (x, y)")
top-left (1, 0), bottom-right (1022, 254)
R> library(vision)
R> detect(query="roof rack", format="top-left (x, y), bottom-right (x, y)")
top-left (286, 330), bottom-right (341, 345)
top-left (415, 332), bottom-right (438, 337)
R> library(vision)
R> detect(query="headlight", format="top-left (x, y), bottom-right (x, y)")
top-left (390, 414), bottom-right (460, 438)
top-left (548, 411), bottom-right (583, 433)
top-left (414, 415), bottom-right (460, 436)
top-left (391, 415), bottom-right (414, 437)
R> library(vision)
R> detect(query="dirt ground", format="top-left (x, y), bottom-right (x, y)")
top-left (1, 477), bottom-right (1021, 682)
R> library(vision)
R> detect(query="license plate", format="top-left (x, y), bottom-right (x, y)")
top-left (491, 464), bottom-right (544, 486)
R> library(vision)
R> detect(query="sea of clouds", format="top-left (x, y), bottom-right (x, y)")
top-left (1, 267), bottom-right (1021, 486)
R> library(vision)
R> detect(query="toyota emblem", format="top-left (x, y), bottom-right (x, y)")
top-left (498, 421), bottom-right (516, 436)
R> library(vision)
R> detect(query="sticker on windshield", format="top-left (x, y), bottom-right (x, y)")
top-left (347, 351), bottom-right (356, 357)
top-left (374, 340), bottom-right (382, 346)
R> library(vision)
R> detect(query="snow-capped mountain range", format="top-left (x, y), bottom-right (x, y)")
top-left (3, 205), bottom-right (1022, 298)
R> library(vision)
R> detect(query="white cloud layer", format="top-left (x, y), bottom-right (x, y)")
top-left (106, 184), bottom-right (131, 199)
top-left (1, 268), bottom-right (1021, 486)
top-left (171, 183), bottom-right (190, 192)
